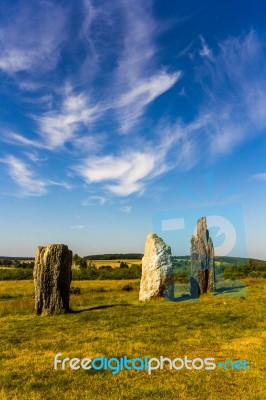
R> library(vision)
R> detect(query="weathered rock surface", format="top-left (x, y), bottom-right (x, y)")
top-left (139, 233), bottom-right (174, 301)
top-left (190, 217), bottom-right (215, 297)
top-left (34, 244), bottom-right (72, 315)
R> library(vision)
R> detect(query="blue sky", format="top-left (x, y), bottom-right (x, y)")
top-left (0, 0), bottom-right (266, 258)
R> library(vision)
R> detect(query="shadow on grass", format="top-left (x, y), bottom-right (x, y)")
top-left (214, 285), bottom-right (246, 295)
top-left (69, 304), bottom-right (130, 314)
top-left (172, 283), bottom-right (246, 302)
top-left (172, 294), bottom-right (193, 302)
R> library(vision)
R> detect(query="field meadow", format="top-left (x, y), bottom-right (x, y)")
top-left (0, 277), bottom-right (265, 400)
top-left (81, 260), bottom-right (141, 268)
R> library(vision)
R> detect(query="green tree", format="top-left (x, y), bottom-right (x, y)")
top-left (79, 258), bottom-right (88, 269)
top-left (73, 253), bottom-right (81, 265)
top-left (119, 262), bottom-right (129, 269)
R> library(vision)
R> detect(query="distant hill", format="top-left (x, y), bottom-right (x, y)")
top-left (0, 256), bottom-right (34, 260)
top-left (214, 256), bottom-right (250, 265)
top-left (172, 255), bottom-right (252, 265)
top-left (84, 253), bottom-right (143, 260)
top-left (0, 255), bottom-right (263, 264)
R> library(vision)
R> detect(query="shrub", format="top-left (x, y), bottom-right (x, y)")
top-left (79, 258), bottom-right (88, 269)
top-left (70, 286), bottom-right (81, 295)
top-left (122, 284), bottom-right (133, 291)
top-left (99, 265), bottom-right (112, 271)
top-left (72, 264), bottom-right (142, 280)
top-left (174, 271), bottom-right (189, 283)
top-left (119, 262), bottom-right (129, 269)
top-left (223, 260), bottom-right (266, 279)
top-left (130, 264), bottom-right (142, 278)
top-left (0, 268), bottom-right (33, 280)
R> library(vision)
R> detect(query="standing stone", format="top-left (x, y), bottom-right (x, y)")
top-left (190, 217), bottom-right (215, 298)
top-left (139, 233), bottom-right (174, 301)
top-left (34, 244), bottom-right (72, 315)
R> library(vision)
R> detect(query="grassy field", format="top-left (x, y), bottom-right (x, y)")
top-left (0, 279), bottom-right (265, 400)
top-left (85, 259), bottom-right (141, 268)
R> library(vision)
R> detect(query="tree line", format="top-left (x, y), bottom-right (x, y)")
top-left (223, 259), bottom-right (266, 279)
top-left (0, 259), bottom-right (34, 268)
top-left (1, 256), bottom-right (265, 281)
top-left (84, 253), bottom-right (143, 260)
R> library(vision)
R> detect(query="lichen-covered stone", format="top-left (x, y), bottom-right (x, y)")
top-left (190, 217), bottom-right (215, 297)
top-left (34, 244), bottom-right (72, 315)
top-left (139, 233), bottom-right (174, 301)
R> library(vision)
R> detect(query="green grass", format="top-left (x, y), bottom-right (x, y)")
top-left (0, 279), bottom-right (265, 400)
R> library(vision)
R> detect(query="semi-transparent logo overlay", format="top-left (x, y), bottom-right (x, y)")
top-left (152, 203), bottom-right (248, 300)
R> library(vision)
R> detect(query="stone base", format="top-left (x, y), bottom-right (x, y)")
top-left (190, 268), bottom-right (215, 298)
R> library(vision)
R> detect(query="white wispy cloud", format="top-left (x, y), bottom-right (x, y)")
top-left (199, 35), bottom-right (212, 58)
top-left (77, 0), bottom-right (100, 83)
top-left (78, 0), bottom-right (182, 133)
top-left (2, 4), bottom-right (265, 202)
top-left (120, 205), bottom-right (132, 213)
top-left (0, 155), bottom-right (71, 196)
top-left (207, 32), bottom-right (266, 155)
top-left (109, 0), bottom-right (181, 132)
top-left (172, 31), bottom-right (266, 164)
top-left (35, 93), bottom-right (101, 150)
top-left (1, 156), bottom-right (48, 196)
top-left (2, 132), bottom-right (44, 149)
top-left (2, 0), bottom-right (180, 158)
top-left (0, 1), bottom-right (67, 75)
top-left (140, 31), bottom-right (266, 174)
top-left (23, 152), bottom-right (48, 163)
top-left (115, 70), bottom-right (181, 132)
top-left (82, 196), bottom-right (107, 206)
top-left (48, 181), bottom-right (72, 190)
top-left (116, 0), bottom-right (156, 84)
top-left (76, 147), bottom-right (170, 196)
top-left (251, 173), bottom-right (266, 181)
top-left (5, 92), bottom-right (102, 151)
top-left (69, 225), bottom-right (84, 229)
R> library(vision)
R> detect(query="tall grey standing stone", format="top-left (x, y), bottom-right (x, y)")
top-left (34, 244), bottom-right (72, 315)
top-left (139, 233), bottom-right (174, 301)
top-left (190, 217), bottom-right (215, 298)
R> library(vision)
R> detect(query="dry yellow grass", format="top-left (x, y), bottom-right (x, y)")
top-left (88, 259), bottom-right (141, 268)
top-left (0, 278), bottom-right (265, 400)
